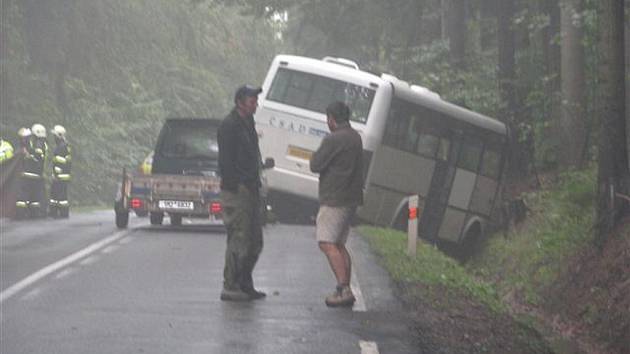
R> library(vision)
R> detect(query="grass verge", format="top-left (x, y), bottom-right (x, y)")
top-left (467, 168), bottom-right (596, 306)
top-left (360, 225), bottom-right (503, 312)
top-left (359, 168), bottom-right (599, 353)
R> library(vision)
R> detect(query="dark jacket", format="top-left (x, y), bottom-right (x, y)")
top-left (310, 122), bottom-right (363, 207)
top-left (23, 138), bottom-right (47, 177)
top-left (52, 140), bottom-right (72, 180)
top-left (217, 108), bottom-right (261, 192)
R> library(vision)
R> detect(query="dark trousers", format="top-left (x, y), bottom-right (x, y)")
top-left (16, 177), bottom-right (44, 218)
top-left (221, 184), bottom-right (263, 291)
top-left (50, 180), bottom-right (69, 217)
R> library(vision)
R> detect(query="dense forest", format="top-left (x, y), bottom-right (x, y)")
top-left (1, 0), bottom-right (629, 237)
top-left (1, 0), bottom-right (281, 204)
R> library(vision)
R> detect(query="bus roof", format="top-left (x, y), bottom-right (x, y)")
top-left (269, 54), bottom-right (507, 136)
top-left (272, 54), bottom-right (385, 87)
top-left (387, 79), bottom-right (507, 136)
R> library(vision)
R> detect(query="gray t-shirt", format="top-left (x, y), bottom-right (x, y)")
top-left (310, 123), bottom-right (364, 207)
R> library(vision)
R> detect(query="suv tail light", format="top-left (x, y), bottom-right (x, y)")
top-left (210, 202), bottom-right (222, 214)
top-left (130, 198), bottom-right (143, 209)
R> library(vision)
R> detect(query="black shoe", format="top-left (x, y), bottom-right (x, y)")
top-left (243, 288), bottom-right (266, 300)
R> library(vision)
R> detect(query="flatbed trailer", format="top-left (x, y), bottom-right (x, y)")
top-left (114, 168), bottom-right (223, 228)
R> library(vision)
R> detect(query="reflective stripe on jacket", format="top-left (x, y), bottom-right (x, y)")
top-left (0, 139), bottom-right (14, 163)
top-left (52, 141), bottom-right (71, 181)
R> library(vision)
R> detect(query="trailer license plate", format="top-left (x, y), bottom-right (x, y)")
top-left (158, 200), bottom-right (194, 210)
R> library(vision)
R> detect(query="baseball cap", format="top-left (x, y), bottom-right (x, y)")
top-left (234, 85), bottom-right (263, 103)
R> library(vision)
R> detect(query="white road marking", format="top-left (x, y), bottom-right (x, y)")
top-left (348, 246), bottom-right (367, 312)
top-left (350, 268), bottom-right (366, 312)
top-left (101, 245), bottom-right (120, 254)
top-left (54, 268), bottom-right (77, 280)
top-left (359, 340), bottom-right (380, 354)
top-left (0, 230), bottom-right (130, 303)
top-left (79, 255), bottom-right (100, 266)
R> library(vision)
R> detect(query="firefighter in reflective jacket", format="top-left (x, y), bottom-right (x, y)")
top-left (49, 125), bottom-right (71, 218)
top-left (17, 127), bottom-right (31, 154)
top-left (16, 125), bottom-right (48, 219)
top-left (0, 138), bottom-right (14, 164)
top-left (15, 127), bottom-right (32, 219)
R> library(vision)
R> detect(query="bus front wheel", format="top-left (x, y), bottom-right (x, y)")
top-left (457, 224), bottom-right (483, 263)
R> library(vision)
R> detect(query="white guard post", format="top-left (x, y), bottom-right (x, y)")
top-left (407, 195), bottom-right (419, 257)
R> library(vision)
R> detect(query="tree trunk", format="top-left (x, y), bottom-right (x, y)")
top-left (465, 3), bottom-right (481, 62)
top-left (559, 0), bottom-right (587, 168)
top-left (626, 0), bottom-right (630, 165)
top-left (595, 0), bottom-right (629, 246)
top-left (542, 0), bottom-right (562, 162)
top-left (1, 0), bottom-right (12, 123)
top-left (498, 0), bottom-right (525, 179)
top-left (441, 0), bottom-right (467, 68)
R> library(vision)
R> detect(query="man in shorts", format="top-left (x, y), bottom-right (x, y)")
top-left (310, 101), bottom-right (363, 307)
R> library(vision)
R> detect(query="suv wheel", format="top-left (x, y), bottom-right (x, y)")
top-left (150, 212), bottom-right (164, 225)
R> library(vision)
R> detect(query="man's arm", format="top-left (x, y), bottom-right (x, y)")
top-left (217, 120), bottom-right (238, 191)
top-left (310, 135), bottom-right (336, 173)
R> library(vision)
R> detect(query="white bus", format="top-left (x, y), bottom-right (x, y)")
top-left (254, 54), bottom-right (507, 249)
top-left (255, 55), bottom-right (391, 201)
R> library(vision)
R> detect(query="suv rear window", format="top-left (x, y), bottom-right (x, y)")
top-left (158, 121), bottom-right (219, 160)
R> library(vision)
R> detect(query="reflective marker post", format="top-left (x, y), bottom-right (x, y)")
top-left (407, 195), bottom-right (419, 257)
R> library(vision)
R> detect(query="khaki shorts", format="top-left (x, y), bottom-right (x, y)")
top-left (316, 205), bottom-right (356, 244)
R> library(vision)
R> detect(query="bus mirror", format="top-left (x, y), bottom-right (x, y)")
top-left (263, 158), bottom-right (275, 170)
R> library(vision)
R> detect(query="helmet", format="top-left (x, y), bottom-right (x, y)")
top-left (51, 125), bottom-right (66, 139)
top-left (31, 124), bottom-right (46, 138)
top-left (18, 127), bottom-right (32, 138)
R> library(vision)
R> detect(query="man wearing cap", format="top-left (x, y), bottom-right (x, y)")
top-left (217, 85), bottom-right (266, 301)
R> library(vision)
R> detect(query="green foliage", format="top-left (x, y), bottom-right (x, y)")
top-left (360, 226), bottom-right (503, 313)
top-left (468, 168), bottom-right (596, 305)
top-left (2, 0), bottom-right (279, 205)
top-left (404, 40), bottom-right (500, 118)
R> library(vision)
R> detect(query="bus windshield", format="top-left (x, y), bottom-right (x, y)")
top-left (266, 67), bottom-right (375, 124)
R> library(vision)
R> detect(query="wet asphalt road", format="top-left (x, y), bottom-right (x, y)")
top-left (1, 211), bottom-right (420, 354)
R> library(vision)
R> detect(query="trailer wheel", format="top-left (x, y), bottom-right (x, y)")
top-left (115, 210), bottom-right (129, 229)
top-left (150, 212), bottom-right (164, 225)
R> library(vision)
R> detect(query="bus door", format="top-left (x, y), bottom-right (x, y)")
top-left (418, 130), bottom-right (461, 244)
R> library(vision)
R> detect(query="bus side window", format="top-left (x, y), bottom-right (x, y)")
top-left (415, 121), bottom-right (439, 158)
top-left (457, 137), bottom-right (483, 172)
top-left (383, 106), bottom-right (409, 149)
top-left (480, 146), bottom-right (502, 179)
top-left (436, 138), bottom-right (450, 161)
top-left (404, 115), bottom-right (420, 152)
